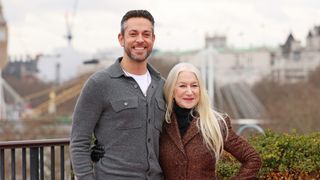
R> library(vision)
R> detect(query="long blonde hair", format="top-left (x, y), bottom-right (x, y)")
top-left (163, 62), bottom-right (227, 161)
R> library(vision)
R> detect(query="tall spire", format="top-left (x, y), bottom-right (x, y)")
top-left (0, 0), bottom-right (8, 69)
top-left (0, 0), bottom-right (2, 14)
top-left (0, 0), bottom-right (4, 22)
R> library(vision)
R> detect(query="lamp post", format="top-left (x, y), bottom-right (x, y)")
top-left (207, 46), bottom-right (214, 105)
top-left (0, 72), bottom-right (5, 120)
top-left (199, 46), bottom-right (216, 106)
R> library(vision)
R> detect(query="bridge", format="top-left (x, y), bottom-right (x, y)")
top-left (1, 73), bottom-right (91, 120)
top-left (213, 82), bottom-right (268, 135)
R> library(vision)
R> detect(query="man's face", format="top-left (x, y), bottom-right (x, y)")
top-left (118, 17), bottom-right (155, 62)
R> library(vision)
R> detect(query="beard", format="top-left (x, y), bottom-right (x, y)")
top-left (124, 45), bottom-right (153, 62)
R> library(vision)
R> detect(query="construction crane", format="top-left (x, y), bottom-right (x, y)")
top-left (64, 0), bottom-right (79, 46)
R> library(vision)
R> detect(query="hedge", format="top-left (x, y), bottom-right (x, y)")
top-left (217, 131), bottom-right (320, 179)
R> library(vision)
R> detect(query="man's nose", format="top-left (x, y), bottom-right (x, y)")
top-left (136, 34), bottom-right (144, 42)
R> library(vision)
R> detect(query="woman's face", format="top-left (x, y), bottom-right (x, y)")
top-left (174, 71), bottom-right (200, 109)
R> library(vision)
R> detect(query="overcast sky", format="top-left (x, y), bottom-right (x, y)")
top-left (2, 0), bottom-right (320, 56)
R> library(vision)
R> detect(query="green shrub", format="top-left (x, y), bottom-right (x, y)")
top-left (217, 131), bottom-right (320, 178)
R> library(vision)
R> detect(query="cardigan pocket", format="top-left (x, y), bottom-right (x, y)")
top-left (110, 97), bottom-right (138, 113)
top-left (110, 97), bottom-right (141, 130)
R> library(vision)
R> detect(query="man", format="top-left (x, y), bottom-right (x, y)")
top-left (70, 10), bottom-right (165, 180)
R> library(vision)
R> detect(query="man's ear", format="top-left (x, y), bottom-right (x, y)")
top-left (118, 33), bottom-right (124, 47)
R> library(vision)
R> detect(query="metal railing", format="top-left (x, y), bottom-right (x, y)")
top-left (0, 138), bottom-right (74, 180)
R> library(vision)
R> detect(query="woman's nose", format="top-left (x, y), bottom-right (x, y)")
top-left (186, 86), bottom-right (192, 94)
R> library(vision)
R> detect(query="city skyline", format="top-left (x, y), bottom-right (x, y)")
top-left (2, 0), bottom-right (320, 55)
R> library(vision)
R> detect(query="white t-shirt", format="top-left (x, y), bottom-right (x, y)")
top-left (123, 70), bottom-right (151, 96)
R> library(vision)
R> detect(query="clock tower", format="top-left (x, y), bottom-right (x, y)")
top-left (0, 0), bottom-right (8, 120)
top-left (0, 0), bottom-right (8, 69)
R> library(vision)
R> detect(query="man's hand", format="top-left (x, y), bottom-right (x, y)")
top-left (90, 140), bottom-right (105, 162)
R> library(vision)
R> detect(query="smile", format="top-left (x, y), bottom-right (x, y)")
top-left (183, 98), bottom-right (194, 101)
top-left (133, 45), bottom-right (146, 50)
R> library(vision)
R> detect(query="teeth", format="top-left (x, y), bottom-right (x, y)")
top-left (134, 47), bottom-right (145, 50)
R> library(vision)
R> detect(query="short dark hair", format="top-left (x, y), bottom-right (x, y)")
top-left (120, 10), bottom-right (155, 35)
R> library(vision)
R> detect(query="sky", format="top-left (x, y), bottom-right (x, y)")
top-left (1, 0), bottom-right (320, 56)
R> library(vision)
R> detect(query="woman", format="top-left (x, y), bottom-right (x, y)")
top-left (159, 62), bottom-right (262, 179)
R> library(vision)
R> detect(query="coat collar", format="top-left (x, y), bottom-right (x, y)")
top-left (182, 118), bottom-right (200, 145)
top-left (164, 114), bottom-right (200, 154)
top-left (108, 57), bottom-right (161, 79)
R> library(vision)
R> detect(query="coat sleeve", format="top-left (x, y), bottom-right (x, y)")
top-left (223, 116), bottom-right (262, 179)
top-left (69, 76), bottom-right (104, 180)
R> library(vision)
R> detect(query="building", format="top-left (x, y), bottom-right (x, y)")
top-left (272, 27), bottom-right (320, 83)
top-left (180, 35), bottom-right (275, 85)
top-left (3, 56), bottom-right (39, 80)
top-left (306, 26), bottom-right (320, 51)
top-left (205, 34), bottom-right (227, 49)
